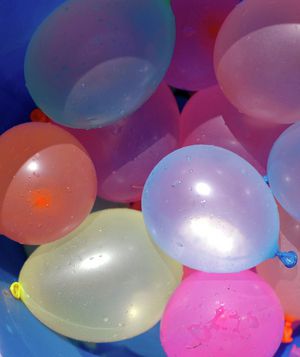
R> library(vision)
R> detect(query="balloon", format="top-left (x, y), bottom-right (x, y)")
top-left (268, 123), bottom-right (300, 222)
top-left (0, 122), bottom-right (97, 244)
top-left (214, 0), bottom-right (300, 124)
top-left (257, 205), bottom-right (300, 320)
top-left (57, 82), bottom-right (179, 203)
top-left (180, 86), bottom-right (288, 173)
top-left (25, 0), bottom-right (175, 129)
top-left (161, 270), bottom-right (284, 357)
top-left (142, 145), bottom-right (279, 272)
top-left (165, 0), bottom-right (237, 91)
top-left (14, 209), bottom-right (182, 342)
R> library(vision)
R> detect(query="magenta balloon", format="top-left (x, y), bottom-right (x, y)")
top-left (214, 0), bottom-right (300, 124)
top-left (63, 82), bottom-right (179, 202)
top-left (180, 86), bottom-right (287, 173)
top-left (161, 270), bottom-right (284, 357)
top-left (165, 0), bottom-right (237, 91)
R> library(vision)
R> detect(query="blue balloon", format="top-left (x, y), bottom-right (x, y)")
top-left (142, 145), bottom-right (279, 273)
top-left (268, 123), bottom-right (300, 222)
top-left (0, 0), bottom-right (65, 134)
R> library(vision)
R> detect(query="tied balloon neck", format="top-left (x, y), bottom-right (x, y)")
top-left (10, 282), bottom-right (23, 300)
top-left (263, 175), bottom-right (269, 185)
top-left (276, 250), bottom-right (298, 269)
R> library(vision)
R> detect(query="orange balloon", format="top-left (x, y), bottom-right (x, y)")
top-left (0, 123), bottom-right (97, 244)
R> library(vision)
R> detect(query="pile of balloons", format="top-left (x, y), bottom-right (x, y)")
top-left (1, 0), bottom-right (300, 356)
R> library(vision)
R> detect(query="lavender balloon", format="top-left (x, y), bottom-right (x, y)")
top-left (142, 145), bottom-right (279, 273)
top-left (268, 123), bottom-right (300, 222)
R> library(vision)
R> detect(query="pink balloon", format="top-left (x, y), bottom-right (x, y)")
top-left (214, 0), bottom-right (300, 124)
top-left (161, 270), bottom-right (284, 357)
top-left (165, 0), bottom-right (238, 91)
top-left (180, 85), bottom-right (287, 173)
top-left (47, 82), bottom-right (179, 203)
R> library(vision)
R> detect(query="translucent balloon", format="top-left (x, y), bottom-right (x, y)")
top-left (25, 0), bottom-right (175, 129)
top-left (268, 123), bottom-right (300, 222)
top-left (160, 270), bottom-right (284, 357)
top-left (58, 82), bottom-right (179, 202)
top-left (0, 122), bottom-right (97, 244)
top-left (214, 0), bottom-right (300, 124)
top-left (165, 0), bottom-right (237, 91)
top-left (15, 209), bottom-right (182, 342)
top-left (142, 145), bottom-right (279, 272)
top-left (180, 86), bottom-right (288, 173)
top-left (257, 205), bottom-right (300, 320)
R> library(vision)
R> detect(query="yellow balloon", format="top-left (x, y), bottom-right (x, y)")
top-left (257, 205), bottom-right (300, 319)
top-left (13, 209), bottom-right (182, 342)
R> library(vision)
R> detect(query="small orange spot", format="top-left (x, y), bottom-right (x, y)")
top-left (30, 108), bottom-right (51, 123)
top-left (282, 315), bottom-right (295, 343)
top-left (31, 190), bottom-right (52, 208)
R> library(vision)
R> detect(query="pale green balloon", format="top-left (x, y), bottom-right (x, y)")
top-left (18, 209), bottom-right (182, 342)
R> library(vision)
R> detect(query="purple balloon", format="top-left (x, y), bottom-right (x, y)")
top-left (180, 86), bottom-right (288, 174)
top-left (61, 82), bottom-right (179, 202)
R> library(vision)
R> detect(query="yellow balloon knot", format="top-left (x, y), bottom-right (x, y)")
top-left (10, 282), bottom-right (23, 300)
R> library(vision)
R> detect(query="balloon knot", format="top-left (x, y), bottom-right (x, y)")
top-left (276, 250), bottom-right (298, 268)
top-left (10, 282), bottom-right (23, 300)
top-left (263, 175), bottom-right (269, 185)
top-left (282, 316), bottom-right (295, 343)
